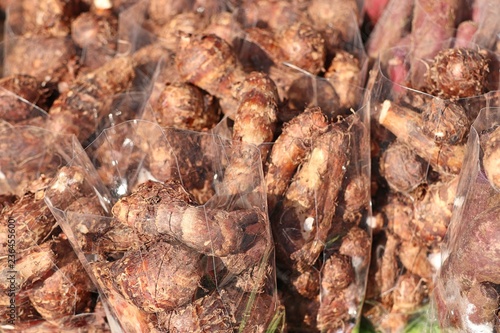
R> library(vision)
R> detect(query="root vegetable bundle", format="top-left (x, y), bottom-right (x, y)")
top-left (44, 121), bottom-right (281, 333)
top-left (0, 127), bottom-right (109, 332)
top-left (364, 3), bottom-right (500, 329)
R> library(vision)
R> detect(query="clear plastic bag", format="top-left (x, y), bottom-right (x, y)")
top-left (0, 126), bottom-right (108, 331)
top-left (434, 105), bottom-right (500, 333)
top-left (45, 120), bottom-right (283, 332)
top-left (364, 36), bottom-right (499, 331)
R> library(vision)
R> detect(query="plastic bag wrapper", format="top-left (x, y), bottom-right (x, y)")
top-left (45, 120), bottom-right (283, 333)
top-left (267, 105), bottom-right (371, 333)
top-left (433, 105), bottom-right (500, 333)
top-left (117, 0), bottom-right (368, 120)
top-left (363, 37), bottom-right (499, 331)
top-left (0, 126), bottom-right (109, 331)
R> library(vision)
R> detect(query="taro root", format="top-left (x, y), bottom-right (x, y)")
top-left (481, 125), bottom-right (500, 190)
top-left (46, 56), bottom-right (135, 143)
top-left (324, 50), bottom-right (362, 112)
top-left (157, 291), bottom-right (234, 332)
top-left (378, 100), bottom-right (465, 174)
top-left (221, 71), bottom-right (279, 195)
top-left (411, 175), bottom-right (459, 247)
top-left (379, 140), bottom-right (427, 193)
top-left (306, 0), bottom-right (361, 54)
top-left (421, 98), bottom-right (469, 145)
top-left (71, 7), bottom-right (119, 69)
top-left (175, 33), bottom-right (245, 119)
top-left (274, 121), bottom-right (350, 271)
top-left (5, 37), bottom-right (78, 89)
top-left (425, 48), bottom-right (490, 100)
top-left (0, 74), bottom-right (49, 122)
top-left (110, 240), bottom-right (204, 313)
top-left (112, 179), bottom-right (260, 257)
top-left (28, 239), bottom-right (95, 323)
top-left (151, 82), bottom-right (221, 131)
top-left (265, 107), bottom-right (329, 212)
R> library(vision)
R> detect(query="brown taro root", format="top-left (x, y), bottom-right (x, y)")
top-left (316, 253), bottom-right (355, 331)
top-left (175, 33), bottom-right (245, 119)
top-left (5, 37), bottom-right (78, 88)
top-left (66, 196), bottom-right (143, 256)
top-left (158, 291), bottom-right (234, 332)
top-left (110, 240), bottom-right (204, 313)
top-left (71, 8), bottom-right (119, 69)
top-left (7, 0), bottom-right (83, 37)
top-left (324, 50), bottom-right (362, 112)
top-left (0, 166), bottom-right (90, 255)
top-left (151, 81), bottom-right (220, 131)
top-left (481, 125), bottom-right (500, 190)
top-left (380, 140), bottom-right (428, 194)
top-left (28, 238), bottom-right (95, 323)
top-left (236, 0), bottom-right (306, 31)
top-left (221, 71), bottom-right (279, 195)
top-left (0, 74), bottom-right (49, 122)
top-left (46, 56), bottom-right (135, 143)
top-left (243, 22), bottom-right (325, 99)
top-left (421, 98), bottom-right (470, 145)
top-left (378, 100), bottom-right (465, 174)
top-left (274, 121), bottom-right (350, 272)
top-left (91, 262), bottom-right (157, 333)
top-left (112, 180), bottom-right (260, 257)
top-left (411, 175), bottom-right (459, 246)
top-left (424, 48), bottom-right (490, 100)
top-left (306, 0), bottom-right (361, 54)
top-left (265, 107), bottom-right (329, 212)
top-left (153, 12), bottom-right (208, 51)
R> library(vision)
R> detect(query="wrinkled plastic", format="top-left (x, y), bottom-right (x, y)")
top-left (364, 37), bottom-right (499, 332)
top-left (45, 120), bottom-right (282, 333)
top-left (0, 126), bottom-right (107, 331)
top-left (434, 105), bottom-right (500, 333)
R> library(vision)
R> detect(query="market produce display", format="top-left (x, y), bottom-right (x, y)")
top-left (0, 0), bottom-right (498, 332)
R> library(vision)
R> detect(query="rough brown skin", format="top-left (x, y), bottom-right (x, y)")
top-left (153, 12), bottom-right (208, 51)
top-left (324, 50), bottom-right (362, 112)
top-left (391, 273), bottom-right (425, 314)
top-left (5, 37), bottom-right (78, 88)
top-left (425, 48), bottom-right (490, 100)
top-left (175, 33), bottom-right (245, 119)
top-left (481, 125), bottom-right (500, 190)
top-left (242, 22), bottom-right (325, 101)
top-left (0, 74), bottom-right (49, 122)
top-left (110, 240), bottom-right (204, 313)
top-left (411, 175), bottom-right (459, 247)
top-left (236, 0), bottom-right (306, 32)
top-left (6, 0), bottom-right (82, 37)
top-left (91, 262), bottom-right (158, 333)
top-left (221, 71), bottom-right (279, 196)
top-left (398, 241), bottom-right (433, 281)
top-left (306, 0), bottom-right (360, 55)
top-left (421, 98), bottom-right (470, 145)
top-left (157, 291), bottom-right (234, 332)
top-left (66, 196), bottom-right (143, 256)
top-left (146, 0), bottom-right (191, 26)
top-left (274, 123), bottom-right (350, 271)
top-left (71, 9), bottom-right (119, 69)
top-left (112, 180), bottom-right (259, 257)
top-left (46, 56), bottom-right (135, 143)
top-left (378, 100), bottom-right (466, 174)
top-left (464, 281), bottom-right (499, 327)
top-left (380, 140), bottom-right (427, 193)
top-left (265, 108), bottom-right (329, 212)
top-left (151, 81), bottom-right (220, 131)
top-left (316, 254), bottom-right (354, 331)
top-left (28, 244), bottom-right (95, 323)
